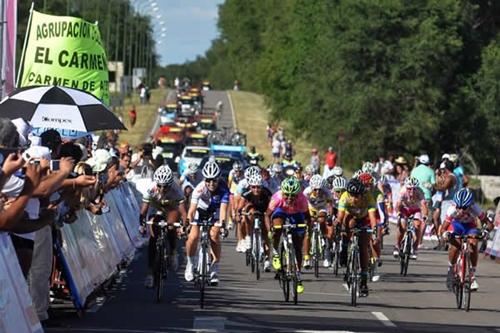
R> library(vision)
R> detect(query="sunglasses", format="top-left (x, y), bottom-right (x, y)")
top-left (250, 185), bottom-right (261, 189)
top-left (284, 194), bottom-right (297, 199)
top-left (205, 178), bottom-right (218, 183)
top-left (157, 184), bottom-right (170, 189)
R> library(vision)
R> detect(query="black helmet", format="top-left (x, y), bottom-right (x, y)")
top-left (346, 178), bottom-right (365, 195)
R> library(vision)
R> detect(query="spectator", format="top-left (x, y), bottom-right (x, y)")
top-left (394, 156), bottom-right (409, 184)
top-left (411, 154), bottom-right (435, 206)
top-left (323, 146), bottom-right (337, 178)
top-left (310, 148), bottom-right (320, 174)
top-left (271, 136), bottom-right (281, 163)
top-left (129, 105), bottom-right (137, 128)
top-left (449, 154), bottom-right (468, 189)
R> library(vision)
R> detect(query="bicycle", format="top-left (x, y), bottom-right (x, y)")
top-left (310, 216), bottom-right (325, 278)
top-left (399, 215), bottom-right (416, 276)
top-left (450, 233), bottom-right (482, 312)
top-left (331, 223), bottom-right (342, 276)
top-left (243, 211), bottom-right (265, 280)
top-left (345, 227), bottom-right (372, 307)
top-left (275, 219), bottom-right (306, 305)
top-left (193, 210), bottom-right (216, 309)
top-left (146, 220), bottom-right (182, 303)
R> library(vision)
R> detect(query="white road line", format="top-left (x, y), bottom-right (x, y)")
top-left (226, 91), bottom-right (237, 129)
top-left (371, 312), bottom-right (396, 328)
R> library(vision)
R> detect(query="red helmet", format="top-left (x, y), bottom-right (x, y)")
top-left (358, 172), bottom-right (374, 187)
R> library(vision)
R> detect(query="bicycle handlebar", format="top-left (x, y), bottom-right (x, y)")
top-left (146, 221), bottom-right (183, 228)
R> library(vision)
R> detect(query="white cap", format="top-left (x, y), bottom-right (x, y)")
top-left (441, 153), bottom-right (450, 160)
top-left (418, 154), bottom-right (430, 165)
top-left (87, 149), bottom-right (111, 173)
top-left (23, 145), bottom-right (51, 161)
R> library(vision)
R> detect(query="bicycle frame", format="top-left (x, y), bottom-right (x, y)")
top-left (195, 216), bottom-right (215, 309)
top-left (400, 215), bottom-right (415, 276)
top-left (310, 217), bottom-right (324, 278)
top-left (346, 227), bottom-right (372, 307)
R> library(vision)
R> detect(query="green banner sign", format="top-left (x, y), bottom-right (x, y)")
top-left (20, 10), bottom-right (109, 105)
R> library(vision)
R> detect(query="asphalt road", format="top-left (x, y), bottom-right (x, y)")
top-left (47, 91), bottom-right (500, 333)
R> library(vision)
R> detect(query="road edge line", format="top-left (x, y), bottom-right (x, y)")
top-left (371, 311), bottom-right (396, 328)
top-left (226, 90), bottom-right (238, 130)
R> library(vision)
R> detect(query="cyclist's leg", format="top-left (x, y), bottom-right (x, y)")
top-left (464, 223), bottom-right (480, 288)
top-left (271, 213), bottom-right (284, 270)
top-left (166, 210), bottom-right (180, 270)
top-left (395, 214), bottom-right (407, 256)
top-left (185, 222), bottom-right (200, 281)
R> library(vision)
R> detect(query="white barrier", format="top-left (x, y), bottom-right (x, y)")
top-left (0, 233), bottom-right (43, 333)
top-left (58, 182), bottom-right (142, 308)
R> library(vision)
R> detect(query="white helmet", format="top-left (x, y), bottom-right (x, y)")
top-left (154, 165), bottom-right (174, 185)
top-left (352, 169), bottom-right (363, 178)
top-left (332, 177), bottom-right (347, 191)
top-left (247, 174), bottom-right (263, 186)
top-left (244, 166), bottom-right (260, 179)
top-left (332, 166), bottom-right (343, 177)
top-left (309, 174), bottom-right (324, 190)
top-left (404, 176), bottom-right (420, 188)
top-left (202, 161), bottom-right (220, 179)
top-left (187, 162), bottom-right (199, 175)
top-left (362, 162), bottom-right (374, 173)
top-left (232, 161), bottom-right (243, 171)
top-left (272, 163), bottom-right (283, 173)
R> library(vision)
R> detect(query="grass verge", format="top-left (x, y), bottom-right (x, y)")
top-left (228, 90), bottom-right (314, 166)
top-left (116, 88), bottom-right (167, 147)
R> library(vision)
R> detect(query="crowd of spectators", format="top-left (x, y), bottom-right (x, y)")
top-left (0, 117), bottom-right (150, 326)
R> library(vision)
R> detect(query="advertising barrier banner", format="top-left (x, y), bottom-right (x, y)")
top-left (0, 233), bottom-right (43, 333)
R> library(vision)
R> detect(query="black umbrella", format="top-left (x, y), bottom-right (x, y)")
top-left (0, 85), bottom-right (126, 132)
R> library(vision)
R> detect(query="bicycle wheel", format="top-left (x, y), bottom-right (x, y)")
top-left (345, 247), bottom-right (353, 288)
top-left (350, 250), bottom-right (359, 307)
top-left (332, 241), bottom-right (339, 276)
top-left (250, 233), bottom-right (255, 273)
top-left (155, 243), bottom-right (165, 303)
top-left (200, 244), bottom-right (207, 309)
top-left (280, 244), bottom-right (290, 302)
top-left (463, 252), bottom-right (472, 312)
top-left (255, 232), bottom-right (261, 280)
top-left (313, 231), bottom-right (320, 278)
top-left (289, 243), bottom-right (298, 305)
top-left (454, 255), bottom-right (464, 309)
top-left (400, 233), bottom-right (411, 276)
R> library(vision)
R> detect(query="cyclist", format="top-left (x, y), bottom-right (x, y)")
top-left (247, 146), bottom-right (264, 166)
top-left (269, 164), bottom-right (285, 193)
top-left (140, 165), bottom-right (187, 288)
top-left (184, 161), bottom-right (229, 285)
top-left (281, 151), bottom-right (297, 168)
top-left (331, 176), bottom-right (347, 214)
top-left (441, 188), bottom-right (493, 291)
top-left (393, 177), bottom-right (428, 260)
top-left (303, 174), bottom-right (334, 268)
top-left (237, 173), bottom-right (273, 271)
top-left (335, 178), bottom-right (377, 297)
top-left (228, 161), bottom-right (244, 230)
top-left (266, 177), bottom-right (310, 294)
top-left (180, 162), bottom-right (203, 187)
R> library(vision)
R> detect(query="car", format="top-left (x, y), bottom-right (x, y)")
top-left (158, 137), bottom-right (184, 171)
top-left (153, 125), bottom-right (184, 142)
top-left (178, 95), bottom-right (196, 116)
top-left (185, 132), bottom-right (209, 147)
top-left (178, 146), bottom-right (210, 175)
top-left (202, 80), bottom-right (211, 91)
top-left (175, 115), bottom-right (198, 132)
top-left (197, 117), bottom-right (217, 135)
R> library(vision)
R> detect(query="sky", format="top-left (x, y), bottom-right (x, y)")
top-left (135, 0), bottom-right (224, 66)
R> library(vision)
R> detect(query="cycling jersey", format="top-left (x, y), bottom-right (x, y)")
top-left (142, 182), bottom-right (184, 211)
top-left (268, 191), bottom-right (309, 215)
top-left (242, 187), bottom-right (272, 213)
top-left (396, 187), bottom-right (426, 220)
top-left (338, 191), bottom-right (376, 219)
top-left (303, 186), bottom-right (332, 214)
top-left (191, 180), bottom-right (230, 222)
top-left (228, 169), bottom-right (244, 194)
top-left (180, 170), bottom-right (204, 187)
top-left (445, 203), bottom-right (484, 225)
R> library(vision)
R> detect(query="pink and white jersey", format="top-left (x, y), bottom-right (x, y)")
top-left (445, 203), bottom-right (484, 224)
top-left (268, 191), bottom-right (309, 215)
top-left (396, 187), bottom-right (426, 210)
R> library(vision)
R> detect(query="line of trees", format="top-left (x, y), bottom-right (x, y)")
top-left (165, 0), bottom-right (500, 174)
top-left (18, 0), bottom-right (158, 80)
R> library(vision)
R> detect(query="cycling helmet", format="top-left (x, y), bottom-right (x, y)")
top-left (187, 162), bottom-right (199, 175)
top-left (247, 174), bottom-right (263, 187)
top-left (362, 162), bottom-right (374, 173)
top-left (358, 172), bottom-right (374, 187)
top-left (346, 178), bottom-right (365, 195)
top-left (280, 177), bottom-right (301, 196)
top-left (232, 161), bottom-right (243, 171)
top-left (404, 176), bottom-right (419, 189)
top-left (154, 165), bottom-right (174, 186)
top-left (332, 177), bottom-right (347, 191)
top-left (244, 166), bottom-right (260, 179)
top-left (304, 165), bottom-right (314, 175)
top-left (309, 174), bottom-right (324, 190)
top-left (332, 166), bottom-right (343, 177)
top-left (202, 160), bottom-right (220, 179)
top-left (272, 163), bottom-right (283, 173)
top-left (453, 188), bottom-right (474, 208)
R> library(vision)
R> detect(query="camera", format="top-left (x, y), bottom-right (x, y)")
top-left (50, 160), bottom-right (60, 171)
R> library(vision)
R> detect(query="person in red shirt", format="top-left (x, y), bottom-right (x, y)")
top-left (129, 105), bottom-right (137, 127)
top-left (324, 146), bottom-right (337, 173)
